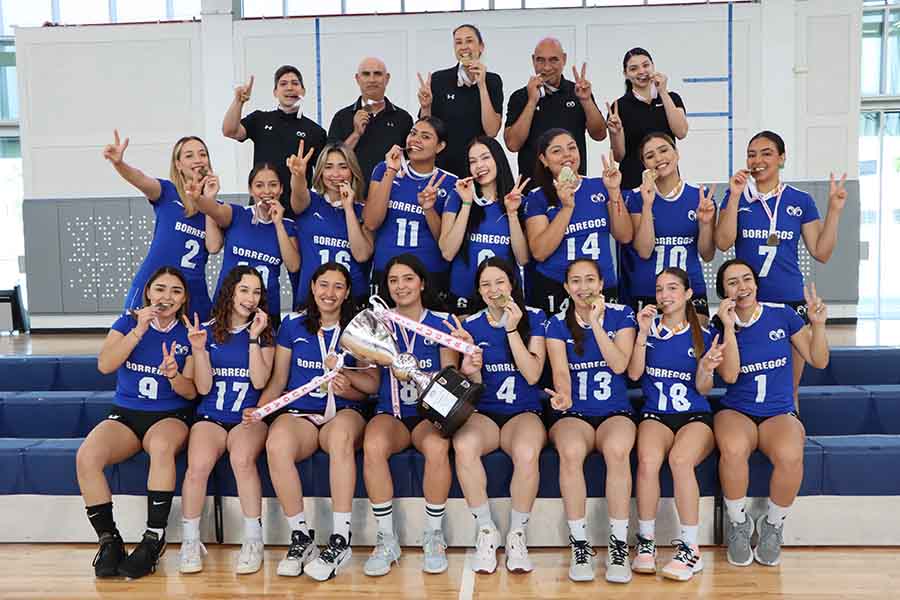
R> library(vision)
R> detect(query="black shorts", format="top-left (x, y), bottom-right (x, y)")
top-left (195, 414), bottom-right (242, 433)
top-left (371, 269), bottom-right (450, 308)
top-left (640, 411), bottom-right (713, 433)
top-left (527, 268), bottom-right (618, 316)
top-left (479, 410), bottom-right (543, 430)
top-left (747, 411), bottom-right (799, 427)
top-left (265, 404), bottom-right (368, 427)
top-left (106, 406), bottom-right (193, 442)
top-left (630, 294), bottom-right (711, 318)
top-left (547, 409), bottom-right (635, 431)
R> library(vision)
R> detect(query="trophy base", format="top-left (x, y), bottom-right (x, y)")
top-left (417, 367), bottom-right (482, 438)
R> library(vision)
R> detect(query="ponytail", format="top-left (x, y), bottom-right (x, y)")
top-left (565, 301), bottom-right (585, 357)
top-left (686, 300), bottom-right (705, 362)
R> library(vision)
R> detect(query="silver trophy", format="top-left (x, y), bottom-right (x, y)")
top-left (340, 309), bottom-right (482, 437)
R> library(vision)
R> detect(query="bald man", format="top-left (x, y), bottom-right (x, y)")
top-left (505, 38), bottom-right (607, 179)
top-left (328, 57), bottom-right (413, 189)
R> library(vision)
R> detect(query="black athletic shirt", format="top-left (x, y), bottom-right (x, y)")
top-left (612, 90), bottom-right (685, 190)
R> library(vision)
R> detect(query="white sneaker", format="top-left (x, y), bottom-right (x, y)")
top-left (364, 530), bottom-right (402, 577)
top-left (471, 525), bottom-right (501, 574)
top-left (306, 534), bottom-right (352, 581)
top-left (236, 540), bottom-right (264, 574)
top-left (178, 539), bottom-right (207, 574)
top-left (423, 529), bottom-right (449, 574)
top-left (277, 529), bottom-right (319, 577)
top-left (568, 535), bottom-right (595, 582)
top-left (505, 528), bottom-right (534, 573)
top-left (605, 535), bottom-right (632, 583)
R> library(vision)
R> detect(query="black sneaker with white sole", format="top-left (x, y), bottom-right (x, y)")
top-left (93, 531), bottom-right (126, 578)
top-left (118, 530), bottom-right (166, 579)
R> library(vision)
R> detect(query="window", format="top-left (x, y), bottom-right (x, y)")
top-left (242, 0), bottom-right (284, 18)
top-left (172, 0), bottom-right (202, 20)
top-left (115, 0), bottom-right (167, 23)
top-left (0, 136), bottom-right (21, 287)
top-left (1, 0), bottom-right (52, 35)
top-left (0, 42), bottom-right (14, 121)
top-left (405, 0), bottom-right (465, 12)
top-left (345, 0), bottom-right (402, 13)
top-left (58, 0), bottom-right (110, 25)
top-left (287, 0), bottom-right (342, 16)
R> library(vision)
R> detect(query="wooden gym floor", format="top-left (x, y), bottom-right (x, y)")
top-left (0, 544), bottom-right (897, 599)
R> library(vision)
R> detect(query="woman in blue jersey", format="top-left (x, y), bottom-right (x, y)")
top-left (192, 163), bottom-right (300, 329)
top-left (444, 257), bottom-right (546, 574)
top-left (362, 253), bottom-right (457, 578)
top-left (712, 258), bottom-right (829, 569)
top-left (439, 137), bottom-right (530, 314)
top-left (715, 131), bottom-right (847, 398)
top-left (524, 128), bottom-right (633, 315)
top-left (627, 268), bottom-right (732, 581)
top-left (544, 258), bottom-right (636, 584)
top-left (362, 117), bottom-right (457, 299)
top-left (77, 266), bottom-right (198, 579)
top-left (254, 262), bottom-right (378, 581)
top-left (288, 142), bottom-right (374, 309)
top-left (104, 131), bottom-right (214, 320)
top-left (178, 266), bottom-right (275, 575)
top-left (623, 133), bottom-right (716, 320)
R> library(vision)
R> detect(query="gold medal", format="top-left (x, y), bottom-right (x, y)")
top-left (318, 382), bottom-right (329, 395)
top-left (495, 294), bottom-right (510, 308)
top-left (767, 233), bottom-right (780, 246)
top-left (558, 165), bottom-right (578, 185)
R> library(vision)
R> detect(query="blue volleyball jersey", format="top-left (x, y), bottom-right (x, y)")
top-left (622, 183), bottom-right (708, 298)
top-left (215, 204), bottom-right (293, 317)
top-left (640, 320), bottom-right (714, 415)
top-left (110, 313), bottom-right (193, 412)
top-left (444, 192), bottom-right (520, 299)
top-left (523, 178), bottom-right (617, 287)
top-left (375, 309), bottom-right (449, 418)
top-left (544, 304), bottom-right (636, 416)
top-left (721, 185), bottom-right (819, 302)
top-left (196, 322), bottom-right (262, 424)
top-left (293, 191), bottom-right (369, 300)
top-left (125, 179), bottom-right (211, 320)
top-left (462, 307), bottom-right (546, 415)
top-left (718, 303), bottom-right (805, 417)
top-left (370, 161), bottom-right (455, 273)
top-left (276, 312), bottom-right (358, 413)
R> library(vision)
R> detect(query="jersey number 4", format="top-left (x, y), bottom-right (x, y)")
top-left (566, 232), bottom-right (602, 261)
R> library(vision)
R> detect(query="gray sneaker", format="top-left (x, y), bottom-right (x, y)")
top-left (422, 529), bottom-right (448, 574)
top-left (364, 530), bottom-right (402, 577)
top-left (725, 516), bottom-right (755, 567)
top-left (754, 515), bottom-right (784, 566)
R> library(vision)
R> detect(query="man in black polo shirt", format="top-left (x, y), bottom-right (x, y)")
top-left (222, 65), bottom-right (326, 218)
top-left (328, 56), bottom-right (413, 190)
top-left (418, 24), bottom-right (503, 178)
top-left (504, 38), bottom-right (607, 180)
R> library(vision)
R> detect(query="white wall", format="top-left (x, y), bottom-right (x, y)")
top-left (16, 0), bottom-right (861, 200)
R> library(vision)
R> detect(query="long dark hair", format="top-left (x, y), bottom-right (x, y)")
top-left (300, 262), bottom-right (355, 335)
top-left (563, 259), bottom-right (600, 357)
top-left (622, 47), bottom-right (653, 92)
top-left (468, 256), bottom-right (531, 346)
top-left (712, 258), bottom-right (760, 332)
top-left (658, 268), bottom-right (704, 361)
top-left (532, 128), bottom-right (577, 208)
top-left (459, 136), bottom-right (518, 265)
top-left (380, 253), bottom-right (444, 312)
top-left (142, 266), bottom-right (190, 322)
top-left (210, 265), bottom-right (275, 346)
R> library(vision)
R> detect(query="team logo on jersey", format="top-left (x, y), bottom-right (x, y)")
top-left (296, 131), bottom-right (306, 138)
top-left (424, 338), bottom-right (436, 345)
top-left (477, 341), bottom-right (490, 347)
top-left (565, 339), bottom-right (575, 345)
top-left (313, 212), bottom-right (324, 220)
top-left (566, 100), bottom-right (576, 108)
top-left (447, 93), bottom-right (456, 100)
top-left (737, 207), bottom-right (752, 213)
top-left (173, 343), bottom-right (190, 356)
top-left (210, 344), bottom-right (218, 350)
top-left (590, 192), bottom-right (606, 204)
top-left (108, 414), bottom-right (121, 420)
top-left (264, 124), bottom-right (273, 131)
top-left (438, 188), bottom-right (449, 199)
top-left (768, 328), bottom-right (786, 341)
top-left (293, 336), bottom-right (309, 344)
top-left (687, 210), bottom-right (697, 222)
top-left (786, 205), bottom-right (803, 217)
top-left (607, 330), bottom-right (617, 340)
top-left (388, 121), bottom-right (395, 127)
top-left (796, 304), bottom-right (808, 316)
top-left (688, 347), bottom-right (696, 358)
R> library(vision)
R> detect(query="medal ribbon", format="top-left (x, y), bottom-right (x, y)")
top-left (250, 353), bottom-right (346, 421)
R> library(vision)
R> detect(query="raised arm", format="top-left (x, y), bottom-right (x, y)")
top-left (601, 150), bottom-right (634, 244)
top-left (102, 130), bottom-right (162, 201)
top-left (222, 75), bottom-right (252, 141)
top-left (183, 314), bottom-right (212, 395)
top-left (606, 102), bottom-right (626, 162)
top-left (627, 305), bottom-right (656, 381)
top-left (287, 139), bottom-right (316, 216)
top-left (696, 185), bottom-right (717, 262)
top-left (654, 74), bottom-right (688, 139)
top-left (715, 170), bottom-right (749, 251)
top-left (504, 77), bottom-right (542, 152)
top-left (268, 202), bottom-right (300, 273)
top-left (573, 64), bottom-right (607, 142)
top-left (631, 170), bottom-right (658, 259)
top-left (363, 146), bottom-right (402, 231)
top-left (471, 64), bottom-right (501, 137)
top-left (801, 173), bottom-right (847, 264)
top-left (439, 179), bottom-right (475, 261)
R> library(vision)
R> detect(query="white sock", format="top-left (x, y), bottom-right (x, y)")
top-left (181, 517), bottom-right (200, 542)
top-left (609, 518), bottom-right (628, 542)
top-left (724, 497), bottom-right (747, 524)
top-left (148, 527), bottom-right (165, 538)
top-left (371, 501), bottom-right (394, 535)
top-left (286, 511), bottom-right (309, 535)
top-left (680, 524), bottom-right (699, 546)
top-left (243, 516), bottom-right (262, 542)
top-left (766, 499), bottom-right (791, 527)
top-left (509, 509), bottom-right (530, 532)
top-left (567, 518), bottom-right (587, 542)
top-left (470, 503), bottom-right (494, 530)
top-left (333, 511), bottom-right (352, 541)
top-left (425, 502), bottom-right (445, 532)
top-left (638, 519), bottom-right (655, 540)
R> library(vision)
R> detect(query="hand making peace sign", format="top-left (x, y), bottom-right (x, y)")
top-left (102, 129), bottom-right (129, 165)
top-left (571, 63), bottom-right (593, 101)
top-left (504, 175), bottom-right (531, 214)
top-left (697, 184), bottom-right (717, 225)
top-left (286, 139), bottom-right (316, 180)
top-left (182, 312), bottom-right (207, 351)
top-left (159, 342), bottom-right (179, 380)
top-left (417, 171), bottom-right (448, 211)
top-left (417, 72), bottom-right (433, 110)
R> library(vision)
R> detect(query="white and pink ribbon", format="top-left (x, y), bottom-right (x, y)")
top-left (250, 354), bottom-right (345, 422)
top-left (371, 299), bottom-right (479, 356)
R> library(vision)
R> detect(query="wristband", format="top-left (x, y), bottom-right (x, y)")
top-left (506, 329), bottom-right (518, 334)
top-left (385, 166), bottom-right (398, 174)
top-left (167, 373), bottom-right (178, 381)
top-left (461, 200), bottom-right (473, 207)
top-left (249, 337), bottom-right (260, 345)
top-left (130, 329), bottom-right (143, 341)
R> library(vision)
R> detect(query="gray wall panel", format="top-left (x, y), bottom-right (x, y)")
top-left (23, 200), bottom-right (62, 313)
top-left (96, 199), bottom-right (135, 312)
top-left (58, 201), bottom-right (99, 313)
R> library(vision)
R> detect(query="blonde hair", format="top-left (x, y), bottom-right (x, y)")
top-left (168, 136), bottom-right (212, 218)
top-left (311, 143), bottom-right (365, 204)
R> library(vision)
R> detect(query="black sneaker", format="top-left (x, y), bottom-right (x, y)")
top-left (92, 531), bottom-right (126, 577)
top-left (118, 530), bottom-right (166, 579)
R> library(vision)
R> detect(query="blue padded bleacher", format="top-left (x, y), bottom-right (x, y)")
top-left (859, 385), bottom-right (900, 434)
top-left (746, 440), bottom-right (824, 497)
top-left (798, 386), bottom-right (874, 436)
top-left (0, 439), bottom-right (40, 494)
top-left (0, 356), bottom-right (115, 392)
top-left (815, 435), bottom-right (900, 495)
top-left (1, 392), bottom-right (88, 438)
top-left (798, 347), bottom-right (900, 386)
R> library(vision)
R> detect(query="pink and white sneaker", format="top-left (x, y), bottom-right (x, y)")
top-left (661, 540), bottom-right (703, 581)
top-left (631, 534), bottom-right (657, 574)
